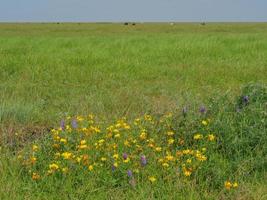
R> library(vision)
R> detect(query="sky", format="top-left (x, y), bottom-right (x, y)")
top-left (0, 0), bottom-right (267, 22)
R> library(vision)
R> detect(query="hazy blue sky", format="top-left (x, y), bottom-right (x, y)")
top-left (0, 0), bottom-right (267, 22)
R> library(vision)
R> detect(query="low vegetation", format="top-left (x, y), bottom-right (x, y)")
top-left (0, 23), bottom-right (266, 199)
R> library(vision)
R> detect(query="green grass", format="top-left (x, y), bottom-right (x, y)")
top-left (0, 23), bottom-right (267, 199)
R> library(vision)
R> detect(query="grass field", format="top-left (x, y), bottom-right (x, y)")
top-left (0, 23), bottom-right (266, 199)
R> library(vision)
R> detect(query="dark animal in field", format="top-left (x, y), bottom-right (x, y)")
top-left (124, 22), bottom-right (129, 25)
top-left (132, 23), bottom-right (136, 26)
top-left (200, 22), bottom-right (206, 26)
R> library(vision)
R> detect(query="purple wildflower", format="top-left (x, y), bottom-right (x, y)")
top-left (71, 119), bottom-right (78, 129)
top-left (127, 170), bottom-right (133, 178)
top-left (60, 120), bottom-right (65, 131)
top-left (140, 155), bottom-right (147, 166)
top-left (199, 106), bottom-right (206, 114)
top-left (123, 153), bottom-right (128, 160)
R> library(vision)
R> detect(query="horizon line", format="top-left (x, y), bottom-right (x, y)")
top-left (0, 21), bottom-right (267, 23)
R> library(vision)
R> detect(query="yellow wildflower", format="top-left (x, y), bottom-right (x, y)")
top-left (66, 125), bottom-right (71, 131)
top-left (76, 157), bottom-right (82, 163)
top-left (224, 181), bottom-right (232, 190)
top-left (182, 149), bottom-right (193, 155)
top-left (112, 144), bottom-right (118, 149)
top-left (32, 145), bottom-right (38, 152)
top-left (53, 136), bottom-right (60, 141)
top-left (77, 116), bottom-right (84, 121)
top-left (207, 134), bottom-right (216, 141)
top-left (60, 138), bottom-right (67, 144)
top-left (88, 165), bottom-right (94, 171)
top-left (162, 163), bottom-right (169, 168)
top-left (115, 123), bottom-right (122, 128)
top-left (233, 182), bottom-right (238, 188)
top-left (113, 129), bottom-right (119, 133)
top-left (62, 167), bottom-right (69, 173)
top-left (166, 131), bottom-right (174, 136)
top-left (183, 167), bottom-right (192, 177)
top-left (123, 157), bottom-right (130, 163)
top-left (148, 143), bottom-right (154, 148)
top-left (101, 157), bottom-right (107, 162)
top-left (124, 140), bottom-right (130, 147)
top-left (186, 159), bottom-right (192, 164)
top-left (168, 138), bottom-right (174, 145)
top-left (80, 140), bottom-right (87, 145)
top-left (30, 156), bottom-right (37, 164)
top-left (113, 154), bottom-right (119, 159)
top-left (144, 114), bottom-right (152, 121)
top-left (78, 144), bottom-right (88, 150)
top-left (124, 124), bottom-right (130, 130)
top-left (202, 120), bottom-right (208, 126)
top-left (49, 163), bottom-right (59, 171)
top-left (113, 162), bottom-right (118, 168)
top-left (62, 152), bottom-right (72, 160)
top-left (81, 127), bottom-right (88, 132)
top-left (98, 139), bottom-right (105, 144)
top-left (139, 132), bottom-right (147, 140)
top-left (195, 152), bottom-right (207, 161)
top-left (88, 114), bottom-right (94, 120)
top-left (134, 118), bottom-right (140, 125)
top-left (47, 170), bottom-right (53, 175)
top-left (193, 134), bottom-right (203, 140)
top-left (184, 170), bottom-right (192, 177)
top-left (166, 154), bottom-right (175, 161)
top-left (32, 172), bottom-right (40, 180)
top-left (92, 126), bottom-right (101, 133)
top-left (148, 176), bottom-right (156, 183)
top-left (155, 147), bottom-right (162, 152)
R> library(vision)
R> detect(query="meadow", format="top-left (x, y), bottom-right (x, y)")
top-left (0, 23), bottom-right (266, 199)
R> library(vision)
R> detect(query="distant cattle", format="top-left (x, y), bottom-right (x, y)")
top-left (124, 22), bottom-right (129, 25)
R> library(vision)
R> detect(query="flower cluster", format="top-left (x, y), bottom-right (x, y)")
top-left (18, 113), bottom-right (233, 189)
top-left (224, 181), bottom-right (238, 190)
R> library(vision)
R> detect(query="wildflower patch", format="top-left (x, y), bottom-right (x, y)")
top-left (18, 113), bottom-right (237, 190)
